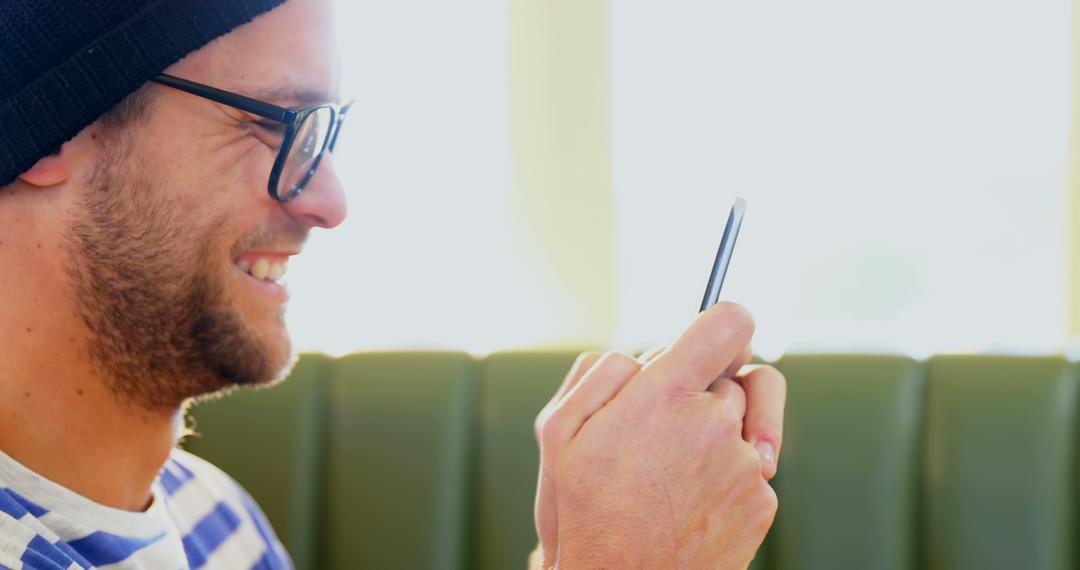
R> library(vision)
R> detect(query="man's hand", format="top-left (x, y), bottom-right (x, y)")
top-left (532, 302), bottom-right (786, 569)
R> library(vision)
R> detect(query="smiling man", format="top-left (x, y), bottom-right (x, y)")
top-left (0, 0), bottom-right (784, 568)
top-left (0, 0), bottom-right (342, 567)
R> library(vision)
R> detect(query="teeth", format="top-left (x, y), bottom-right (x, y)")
top-left (236, 257), bottom-right (289, 283)
top-left (268, 262), bottom-right (285, 280)
top-left (251, 258), bottom-right (270, 280)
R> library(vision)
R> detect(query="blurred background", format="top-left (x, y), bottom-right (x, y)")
top-left (185, 2), bottom-right (1080, 568)
top-left (286, 0), bottom-right (1073, 359)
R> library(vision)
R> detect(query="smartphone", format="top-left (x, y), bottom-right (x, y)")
top-left (699, 197), bottom-right (746, 313)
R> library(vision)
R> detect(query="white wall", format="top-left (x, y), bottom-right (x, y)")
top-left (288, 0), bottom-right (1071, 358)
top-left (611, 0), bottom-right (1072, 358)
top-left (287, 1), bottom-right (513, 355)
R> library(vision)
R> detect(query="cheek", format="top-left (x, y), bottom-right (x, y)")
top-left (170, 142), bottom-right (277, 226)
top-left (136, 139), bottom-right (267, 216)
top-left (235, 140), bottom-right (278, 200)
top-left (186, 134), bottom-right (277, 206)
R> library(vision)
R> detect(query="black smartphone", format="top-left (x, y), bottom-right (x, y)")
top-left (699, 197), bottom-right (746, 313)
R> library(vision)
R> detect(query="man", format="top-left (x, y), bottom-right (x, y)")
top-left (0, 0), bottom-right (786, 568)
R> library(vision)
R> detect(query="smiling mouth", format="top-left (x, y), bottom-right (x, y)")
top-left (234, 254), bottom-right (289, 284)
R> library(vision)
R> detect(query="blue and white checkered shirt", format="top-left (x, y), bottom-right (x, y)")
top-left (0, 448), bottom-right (291, 569)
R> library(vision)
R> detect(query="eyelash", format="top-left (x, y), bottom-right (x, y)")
top-left (250, 121), bottom-right (286, 152)
top-left (254, 120), bottom-right (286, 135)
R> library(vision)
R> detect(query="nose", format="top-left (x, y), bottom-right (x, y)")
top-left (282, 155), bottom-right (348, 229)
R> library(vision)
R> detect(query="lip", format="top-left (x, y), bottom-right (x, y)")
top-left (233, 250), bottom-right (299, 264)
top-left (236, 264), bottom-right (289, 303)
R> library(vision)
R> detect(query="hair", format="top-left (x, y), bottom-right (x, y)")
top-left (97, 84), bottom-right (156, 131)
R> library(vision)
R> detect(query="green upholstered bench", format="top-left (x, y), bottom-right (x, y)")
top-left (182, 352), bottom-right (1079, 570)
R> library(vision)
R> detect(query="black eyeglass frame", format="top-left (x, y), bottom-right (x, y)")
top-left (151, 73), bottom-right (352, 202)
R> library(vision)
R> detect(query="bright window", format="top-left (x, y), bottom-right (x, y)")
top-left (292, 0), bottom-right (1071, 358)
top-left (611, 0), bottom-right (1071, 358)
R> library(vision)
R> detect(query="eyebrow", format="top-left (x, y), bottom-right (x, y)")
top-left (247, 85), bottom-right (339, 108)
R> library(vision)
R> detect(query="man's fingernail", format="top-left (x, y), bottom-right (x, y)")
top-left (755, 441), bottom-right (776, 467)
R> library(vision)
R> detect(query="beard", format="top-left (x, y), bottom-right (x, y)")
top-left (65, 140), bottom-right (293, 413)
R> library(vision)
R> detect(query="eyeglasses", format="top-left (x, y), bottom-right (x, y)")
top-left (151, 74), bottom-right (352, 202)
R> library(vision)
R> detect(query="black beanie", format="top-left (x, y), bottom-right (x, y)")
top-left (0, 0), bottom-right (288, 188)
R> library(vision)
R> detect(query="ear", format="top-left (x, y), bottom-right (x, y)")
top-left (18, 150), bottom-right (70, 188)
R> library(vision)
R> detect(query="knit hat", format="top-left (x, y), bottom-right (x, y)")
top-left (0, 0), bottom-right (288, 188)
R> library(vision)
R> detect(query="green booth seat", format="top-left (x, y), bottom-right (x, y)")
top-left (321, 352), bottom-right (478, 570)
top-left (472, 351), bottom-right (581, 570)
top-left (183, 352), bottom-right (1080, 570)
top-left (922, 356), bottom-right (1077, 570)
top-left (770, 355), bottom-right (925, 570)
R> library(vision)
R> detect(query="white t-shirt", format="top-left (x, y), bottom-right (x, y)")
top-left (0, 448), bottom-right (291, 569)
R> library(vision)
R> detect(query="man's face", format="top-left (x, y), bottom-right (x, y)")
top-left (68, 0), bottom-right (346, 411)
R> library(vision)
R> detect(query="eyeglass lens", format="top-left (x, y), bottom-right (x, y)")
top-left (279, 107), bottom-right (335, 199)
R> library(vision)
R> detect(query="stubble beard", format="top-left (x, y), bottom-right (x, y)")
top-left (66, 140), bottom-right (292, 414)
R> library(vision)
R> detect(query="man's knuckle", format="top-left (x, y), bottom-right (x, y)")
top-left (727, 442), bottom-right (761, 476)
top-left (752, 484), bottom-right (779, 531)
top-left (545, 401), bottom-right (581, 438)
top-left (600, 350), bottom-right (636, 366)
top-left (723, 392), bottom-right (748, 419)
top-left (539, 425), bottom-right (558, 450)
top-left (533, 411), bottom-right (549, 441)
top-left (597, 349), bottom-right (621, 363)
top-left (764, 484), bottom-right (779, 512)
top-left (761, 485), bottom-right (779, 516)
top-left (538, 411), bottom-right (562, 444)
top-left (758, 363), bottom-right (782, 377)
top-left (577, 351), bottom-right (603, 367)
top-left (708, 404), bottom-right (742, 438)
top-left (593, 350), bottom-right (642, 377)
top-left (756, 364), bottom-right (787, 390)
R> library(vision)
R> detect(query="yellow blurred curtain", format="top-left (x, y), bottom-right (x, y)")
top-left (507, 0), bottom-right (616, 348)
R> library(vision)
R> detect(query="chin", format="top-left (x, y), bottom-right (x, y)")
top-left (189, 300), bottom-right (291, 393)
top-left (260, 328), bottom-right (299, 387)
top-left (241, 319), bottom-right (296, 387)
top-left (190, 326), bottom-right (295, 405)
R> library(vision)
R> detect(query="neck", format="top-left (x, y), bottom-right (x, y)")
top-left (0, 302), bottom-right (180, 513)
top-left (0, 180), bottom-right (181, 512)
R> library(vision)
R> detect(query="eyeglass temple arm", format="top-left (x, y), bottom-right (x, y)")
top-left (151, 74), bottom-right (294, 123)
top-left (328, 101), bottom-right (353, 152)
